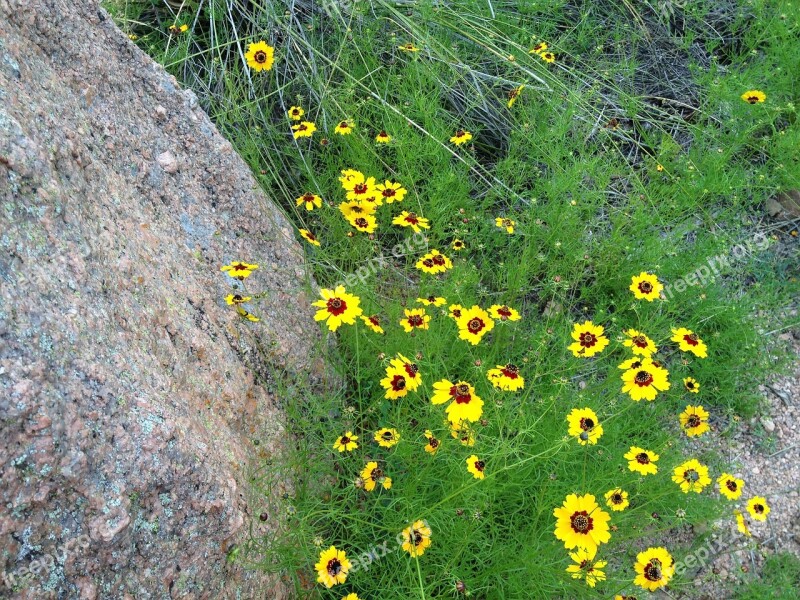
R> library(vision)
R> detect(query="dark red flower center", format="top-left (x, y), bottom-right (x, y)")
top-left (455, 130), bottom-right (465, 137)
top-left (644, 559), bottom-right (662, 581)
top-left (451, 309), bottom-right (462, 318)
top-left (353, 183), bottom-right (369, 195)
top-left (327, 297), bottom-right (347, 315)
top-left (432, 255), bottom-right (446, 266)
top-left (746, 95), bottom-right (759, 104)
top-left (296, 124), bottom-right (307, 131)
top-left (339, 121), bottom-right (348, 128)
top-left (405, 213), bottom-right (420, 225)
top-left (579, 332), bottom-right (597, 347)
top-left (422, 259), bottom-right (434, 268)
top-left (354, 217), bottom-right (368, 228)
top-left (382, 187), bottom-right (396, 197)
top-left (391, 374), bottom-right (406, 391)
top-left (612, 493), bottom-right (623, 504)
top-left (254, 50), bottom-right (267, 63)
top-left (404, 363), bottom-right (419, 377)
top-left (636, 452), bottom-right (650, 464)
top-left (497, 306), bottom-right (512, 319)
top-left (413, 530), bottom-right (423, 545)
top-left (382, 431), bottom-right (394, 440)
top-left (570, 511), bottom-right (593, 533)
top-left (303, 193), bottom-right (315, 202)
top-left (726, 480), bottom-right (738, 492)
top-left (327, 558), bottom-right (342, 576)
top-left (684, 469), bottom-right (699, 483)
top-left (378, 130), bottom-right (388, 138)
top-left (502, 364), bottom-right (519, 378)
top-left (754, 503), bottom-right (764, 514)
top-left (408, 315), bottom-right (424, 327)
top-left (371, 467), bottom-right (383, 480)
top-left (684, 333), bottom-right (699, 345)
top-left (340, 436), bottom-right (351, 445)
top-left (580, 417), bottom-right (595, 430)
top-left (369, 316), bottom-right (380, 327)
top-left (467, 318), bottom-right (485, 333)
top-left (451, 383), bottom-right (473, 404)
top-left (686, 415), bottom-right (701, 428)
top-left (632, 335), bottom-right (648, 348)
top-left (685, 380), bottom-right (695, 389)
top-left (474, 460), bottom-right (485, 472)
top-left (428, 437), bottom-right (439, 448)
top-left (634, 370), bottom-right (654, 386)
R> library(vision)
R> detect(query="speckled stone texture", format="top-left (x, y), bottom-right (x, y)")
top-left (0, 0), bottom-right (320, 597)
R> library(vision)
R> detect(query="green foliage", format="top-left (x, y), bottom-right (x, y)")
top-left (734, 553), bottom-right (800, 599)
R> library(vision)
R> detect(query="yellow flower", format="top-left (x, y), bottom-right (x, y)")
top-left (746, 496), bottom-right (770, 521)
top-left (488, 304), bottom-right (521, 321)
top-left (456, 305), bottom-right (495, 345)
top-left (415, 250), bottom-right (453, 275)
top-left (451, 239), bottom-right (466, 251)
top-left (398, 42), bottom-right (420, 52)
top-left (529, 41), bottom-right (548, 54)
top-left (450, 420), bottom-right (475, 446)
top-left (539, 51), bottom-right (556, 63)
top-left (417, 295), bottom-right (446, 307)
top-left (360, 314), bottom-right (384, 334)
top-left (566, 546), bottom-right (607, 588)
top-left (345, 175), bottom-right (381, 203)
top-left (507, 85), bottom-right (524, 109)
top-left (683, 377), bottom-right (700, 393)
top-left (348, 214), bottom-right (378, 233)
top-left (568, 321), bottom-right (610, 358)
top-left (312, 286), bottom-right (363, 332)
top-left (431, 379), bottom-right (484, 423)
top-left (400, 520), bottom-right (432, 556)
top-left (735, 510), bottom-right (751, 537)
top-left (392, 211), bottom-right (431, 233)
top-left (299, 229), bottom-right (321, 247)
top-left (622, 328), bottom-right (658, 356)
top-left (553, 494), bottom-right (611, 553)
top-left (339, 168), bottom-right (364, 187)
top-left (287, 106), bottom-right (304, 120)
top-left (679, 404), bottom-right (710, 437)
top-left (629, 272), bottom-right (663, 301)
top-left (296, 192), bottom-right (322, 211)
top-left (625, 446), bottom-right (659, 475)
top-left (621, 358), bottom-right (671, 401)
top-left (618, 357), bottom-right (644, 370)
top-left (334, 120), bottom-right (354, 135)
top-left (333, 432), bottom-right (358, 452)
top-left (448, 304), bottom-right (464, 320)
top-left (245, 41), bottom-right (275, 72)
top-left (424, 430), bottom-right (440, 454)
top-left (225, 294), bottom-right (251, 306)
top-left (604, 488), bottom-right (629, 512)
top-left (495, 217), bottom-right (515, 233)
top-left (672, 459), bottom-right (711, 493)
top-left (389, 354), bottom-right (422, 391)
top-left (381, 366), bottom-right (411, 400)
top-left (338, 200), bottom-right (377, 220)
top-left (375, 180), bottom-right (407, 203)
top-left (566, 407), bottom-right (604, 445)
top-left (221, 261), bottom-right (259, 280)
top-left (718, 473), bottom-right (744, 500)
top-left (400, 307), bottom-right (430, 332)
top-left (375, 130), bottom-right (392, 144)
top-left (466, 454), bottom-right (485, 479)
top-left (633, 547), bottom-right (674, 592)
top-left (450, 130), bottom-right (473, 145)
top-left (361, 461), bottom-right (391, 491)
top-left (236, 307), bottom-right (260, 322)
top-left (671, 327), bottom-right (708, 358)
top-left (741, 90), bottom-right (766, 104)
top-left (315, 546), bottom-right (351, 588)
top-left (487, 363), bottom-right (525, 391)
top-left (292, 121), bottom-right (316, 139)
top-left (374, 427), bottom-right (400, 448)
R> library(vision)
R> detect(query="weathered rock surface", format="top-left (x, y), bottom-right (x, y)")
top-left (0, 0), bottom-right (319, 597)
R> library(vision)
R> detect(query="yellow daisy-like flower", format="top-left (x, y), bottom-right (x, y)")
top-left (529, 41), bottom-right (548, 54)
top-left (415, 250), bottom-right (453, 275)
top-left (672, 458), bottom-right (711, 493)
top-left (400, 520), bottom-right (432, 556)
top-left (392, 211), bottom-right (430, 233)
top-left (348, 214), bottom-right (378, 234)
top-left (338, 200), bottom-right (377, 220)
top-left (345, 175), bottom-right (381, 203)
top-left (225, 293), bottom-right (251, 306)
top-left (566, 407), bottom-right (604, 445)
top-left (553, 493), bottom-right (611, 553)
top-left (333, 432), bottom-right (358, 452)
top-left (423, 430), bottom-right (440, 454)
top-left (299, 229), bottom-right (321, 247)
top-left (375, 130), bottom-right (392, 144)
top-left (361, 461), bottom-right (391, 492)
top-left (679, 404), bottom-right (710, 437)
top-left (539, 51), bottom-right (556, 63)
top-left (450, 419), bottom-right (476, 446)
top-left (448, 304), bottom-right (464, 320)
top-left (400, 307), bottom-right (430, 332)
top-left (381, 366), bottom-right (411, 400)
top-left (339, 168), bottom-right (364, 187)
top-left (245, 41), bottom-right (275, 72)
top-left (292, 121), bottom-right (317, 139)
top-left (296, 192), bottom-right (322, 211)
top-left (629, 272), bottom-right (663, 301)
top-left (735, 510), bottom-right (752, 537)
top-left (375, 427), bottom-right (400, 448)
top-left (605, 488), bottom-right (629, 512)
top-left (315, 546), bottom-right (351, 588)
top-left (236, 307), bottom-right (260, 322)
top-left (507, 85), bottom-right (524, 108)
top-left (221, 260), bottom-right (259, 280)
top-left (495, 217), bottom-right (516, 233)
top-left (622, 328), bottom-right (658, 356)
top-left (375, 180), bottom-right (407, 203)
top-left (388, 354), bottom-right (422, 391)
top-left (456, 305), bottom-right (495, 345)
top-left (718, 473), bottom-right (744, 500)
top-left (741, 90), bottom-right (766, 104)
top-left (486, 363), bottom-right (525, 391)
top-left (633, 547), bottom-right (674, 592)
top-left (334, 120), bottom-right (354, 135)
top-left (625, 446), bottom-right (659, 476)
top-left (568, 320), bottom-right (610, 358)
top-left (621, 358), bottom-right (670, 401)
top-left (489, 304), bottom-right (521, 321)
top-left (431, 379), bottom-right (484, 424)
top-left (746, 496), bottom-right (770, 521)
top-left (466, 454), bottom-right (485, 479)
top-left (398, 42), bottom-right (420, 52)
top-left (450, 129), bottom-right (473, 146)
top-left (566, 547), bottom-right (607, 588)
top-left (287, 105), bottom-right (304, 120)
top-left (671, 327), bottom-right (708, 358)
top-left (417, 295), bottom-right (446, 307)
top-left (451, 239), bottom-right (466, 251)
top-left (618, 357), bottom-right (644, 370)
top-left (360, 314), bottom-right (384, 334)
top-left (683, 377), bottom-right (700, 393)
top-left (311, 286), bottom-right (363, 332)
